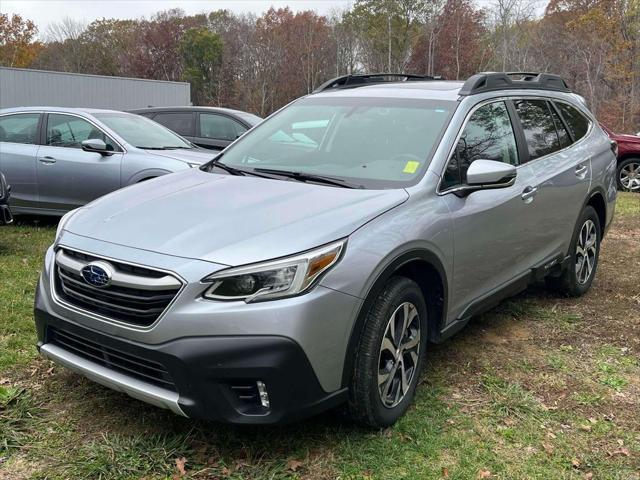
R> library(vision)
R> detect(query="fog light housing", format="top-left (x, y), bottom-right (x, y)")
top-left (256, 380), bottom-right (270, 408)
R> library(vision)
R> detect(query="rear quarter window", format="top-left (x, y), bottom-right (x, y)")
top-left (555, 102), bottom-right (590, 141)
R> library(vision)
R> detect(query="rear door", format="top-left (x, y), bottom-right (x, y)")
top-left (149, 111), bottom-right (196, 144)
top-left (511, 98), bottom-right (591, 263)
top-left (440, 100), bottom-right (542, 321)
top-left (36, 113), bottom-right (123, 212)
top-left (0, 112), bottom-right (42, 211)
top-left (195, 113), bottom-right (248, 150)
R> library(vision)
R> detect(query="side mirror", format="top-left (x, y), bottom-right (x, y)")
top-left (467, 159), bottom-right (517, 186)
top-left (81, 139), bottom-right (112, 156)
top-left (451, 159), bottom-right (517, 197)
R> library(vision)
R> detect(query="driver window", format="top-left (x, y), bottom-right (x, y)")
top-left (46, 114), bottom-right (117, 151)
top-left (441, 101), bottom-right (518, 190)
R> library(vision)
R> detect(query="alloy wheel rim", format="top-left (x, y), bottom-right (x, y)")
top-left (620, 162), bottom-right (640, 191)
top-left (377, 302), bottom-right (420, 408)
top-left (575, 219), bottom-right (597, 285)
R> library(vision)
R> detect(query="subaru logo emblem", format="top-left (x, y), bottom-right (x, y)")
top-left (81, 262), bottom-right (113, 288)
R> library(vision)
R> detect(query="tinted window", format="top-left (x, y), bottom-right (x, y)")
top-left (152, 112), bottom-right (193, 136)
top-left (0, 113), bottom-right (40, 144)
top-left (217, 97), bottom-right (454, 189)
top-left (514, 99), bottom-right (561, 160)
top-left (549, 104), bottom-right (571, 148)
top-left (442, 101), bottom-right (518, 189)
top-left (200, 114), bottom-right (247, 141)
top-left (555, 102), bottom-right (590, 141)
top-left (46, 114), bottom-right (117, 150)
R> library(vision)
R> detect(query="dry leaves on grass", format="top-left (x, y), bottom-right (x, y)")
top-left (286, 459), bottom-right (304, 472)
top-left (477, 469), bottom-right (491, 478)
top-left (607, 447), bottom-right (630, 457)
top-left (174, 457), bottom-right (187, 477)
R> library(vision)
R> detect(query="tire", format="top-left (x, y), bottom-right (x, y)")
top-left (347, 276), bottom-right (428, 428)
top-left (616, 158), bottom-right (640, 192)
top-left (546, 206), bottom-right (601, 297)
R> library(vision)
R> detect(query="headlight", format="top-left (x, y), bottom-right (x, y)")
top-left (202, 239), bottom-right (346, 302)
top-left (55, 208), bottom-right (80, 240)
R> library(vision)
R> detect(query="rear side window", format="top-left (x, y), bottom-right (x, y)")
top-left (555, 102), bottom-right (590, 141)
top-left (152, 112), bottom-right (194, 137)
top-left (441, 101), bottom-right (518, 189)
top-left (199, 113), bottom-right (247, 141)
top-left (513, 99), bottom-right (561, 160)
top-left (0, 113), bottom-right (40, 144)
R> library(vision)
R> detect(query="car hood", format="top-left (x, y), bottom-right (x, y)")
top-left (66, 170), bottom-right (409, 266)
top-left (146, 148), bottom-right (215, 164)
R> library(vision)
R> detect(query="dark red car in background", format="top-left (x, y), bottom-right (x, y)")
top-left (601, 124), bottom-right (640, 192)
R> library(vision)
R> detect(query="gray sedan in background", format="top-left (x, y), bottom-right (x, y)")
top-left (0, 107), bottom-right (215, 216)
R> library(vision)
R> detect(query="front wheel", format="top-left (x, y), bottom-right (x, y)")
top-left (617, 158), bottom-right (640, 192)
top-left (546, 206), bottom-right (601, 297)
top-left (347, 277), bottom-right (428, 428)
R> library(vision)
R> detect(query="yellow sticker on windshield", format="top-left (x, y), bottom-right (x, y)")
top-left (403, 161), bottom-right (420, 174)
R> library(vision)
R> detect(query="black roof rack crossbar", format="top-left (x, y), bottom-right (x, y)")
top-left (313, 73), bottom-right (441, 93)
top-left (459, 72), bottom-right (571, 96)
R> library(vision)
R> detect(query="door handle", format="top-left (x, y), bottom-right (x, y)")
top-left (521, 186), bottom-right (538, 202)
top-left (575, 164), bottom-right (588, 178)
top-left (38, 156), bottom-right (57, 164)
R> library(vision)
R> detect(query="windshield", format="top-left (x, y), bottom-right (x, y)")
top-left (216, 96), bottom-right (455, 189)
top-left (94, 113), bottom-right (193, 150)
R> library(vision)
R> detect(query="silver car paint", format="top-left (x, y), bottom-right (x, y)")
top-left (0, 106), bottom-right (215, 215)
top-left (65, 170), bottom-right (410, 266)
top-left (36, 85), bottom-right (617, 397)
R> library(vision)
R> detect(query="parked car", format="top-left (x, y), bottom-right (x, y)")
top-left (0, 107), bottom-right (215, 216)
top-left (0, 172), bottom-right (13, 225)
top-left (130, 106), bottom-right (262, 151)
top-left (600, 124), bottom-right (640, 192)
top-left (35, 72), bottom-right (616, 427)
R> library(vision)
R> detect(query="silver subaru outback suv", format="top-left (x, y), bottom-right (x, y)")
top-left (35, 73), bottom-right (617, 427)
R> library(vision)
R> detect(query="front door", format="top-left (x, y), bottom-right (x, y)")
top-left (196, 113), bottom-right (248, 150)
top-left (440, 100), bottom-right (542, 322)
top-left (37, 113), bottom-right (123, 212)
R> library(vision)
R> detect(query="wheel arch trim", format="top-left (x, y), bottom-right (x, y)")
top-left (340, 248), bottom-right (448, 389)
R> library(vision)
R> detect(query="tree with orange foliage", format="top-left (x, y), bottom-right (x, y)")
top-left (0, 13), bottom-right (41, 68)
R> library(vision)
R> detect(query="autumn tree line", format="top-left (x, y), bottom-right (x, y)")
top-left (1, 0), bottom-right (638, 132)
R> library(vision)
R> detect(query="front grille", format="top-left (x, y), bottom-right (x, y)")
top-left (48, 327), bottom-right (176, 391)
top-left (53, 248), bottom-right (182, 327)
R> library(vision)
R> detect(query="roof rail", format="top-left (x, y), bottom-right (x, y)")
top-left (459, 72), bottom-right (571, 96)
top-left (313, 73), bottom-right (440, 93)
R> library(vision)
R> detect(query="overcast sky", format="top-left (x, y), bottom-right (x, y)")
top-left (3, 0), bottom-right (504, 33)
top-left (1, 0), bottom-right (357, 35)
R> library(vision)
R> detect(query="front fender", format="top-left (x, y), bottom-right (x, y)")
top-left (125, 168), bottom-right (176, 185)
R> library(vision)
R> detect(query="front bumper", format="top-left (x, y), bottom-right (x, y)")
top-left (35, 307), bottom-right (347, 424)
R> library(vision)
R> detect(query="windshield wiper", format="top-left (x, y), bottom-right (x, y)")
top-left (253, 168), bottom-right (359, 189)
top-left (207, 160), bottom-right (275, 179)
top-left (209, 160), bottom-right (246, 176)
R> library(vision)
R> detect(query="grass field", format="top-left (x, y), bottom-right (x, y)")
top-left (1, 193), bottom-right (639, 480)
